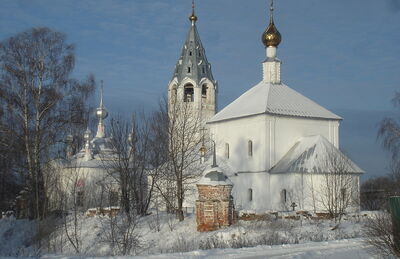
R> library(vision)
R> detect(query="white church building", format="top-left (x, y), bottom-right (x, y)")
top-left (168, 2), bottom-right (363, 214)
top-left (55, 1), bottom-right (363, 215)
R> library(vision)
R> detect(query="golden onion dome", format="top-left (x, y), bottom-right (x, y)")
top-left (262, 1), bottom-right (281, 47)
top-left (189, 13), bottom-right (197, 23)
top-left (262, 22), bottom-right (281, 47)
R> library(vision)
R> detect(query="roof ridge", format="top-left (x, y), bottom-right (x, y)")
top-left (209, 81), bottom-right (341, 123)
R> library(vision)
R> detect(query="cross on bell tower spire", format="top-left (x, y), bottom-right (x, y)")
top-left (189, 0), bottom-right (198, 25)
top-left (95, 80), bottom-right (108, 138)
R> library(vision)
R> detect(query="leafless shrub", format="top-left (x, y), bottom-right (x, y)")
top-left (167, 214), bottom-right (177, 232)
top-left (168, 234), bottom-right (197, 253)
top-left (364, 211), bottom-right (400, 258)
top-left (33, 217), bottom-right (60, 254)
top-left (147, 212), bottom-right (161, 232)
top-left (100, 212), bottom-right (143, 256)
top-left (199, 235), bottom-right (227, 250)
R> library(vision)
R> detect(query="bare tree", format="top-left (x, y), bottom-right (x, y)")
top-left (102, 113), bottom-right (154, 217)
top-left (0, 27), bottom-right (95, 219)
top-left (153, 99), bottom-right (204, 221)
top-left (388, 160), bottom-right (400, 192)
top-left (379, 92), bottom-right (400, 161)
top-left (318, 148), bottom-right (360, 222)
top-left (0, 119), bottom-right (21, 212)
top-left (61, 166), bottom-right (87, 254)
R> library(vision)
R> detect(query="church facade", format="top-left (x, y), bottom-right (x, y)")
top-left (55, 2), bottom-right (363, 216)
top-left (168, 3), bottom-right (363, 214)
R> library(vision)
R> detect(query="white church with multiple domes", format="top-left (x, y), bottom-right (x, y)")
top-left (169, 2), bottom-right (363, 214)
top-left (58, 1), bottom-right (363, 215)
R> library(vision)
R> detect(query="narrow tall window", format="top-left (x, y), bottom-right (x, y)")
top-left (225, 143), bottom-right (230, 159)
top-left (189, 51), bottom-right (192, 56)
top-left (187, 67), bottom-right (191, 73)
top-left (202, 67), bottom-right (205, 74)
top-left (281, 189), bottom-right (287, 203)
top-left (202, 84), bottom-right (207, 98)
top-left (248, 188), bottom-right (253, 202)
top-left (248, 140), bottom-right (253, 157)
top-left (341, 188), bottom-right (347, 203)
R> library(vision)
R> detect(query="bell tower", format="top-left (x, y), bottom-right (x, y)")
top-left (168, 0), bottom-right (217, 128)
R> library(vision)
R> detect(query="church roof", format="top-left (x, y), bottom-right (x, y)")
top-left (197, 166), bottom-right (233, 186)
top-left (63, 136), bottom-right (116, 169)
top-left (270, 135), bottom-right (363, 174)
top-left (171, 22), bottom-right (214, 84)
top-left (208, 82), bottom-right (341, 123)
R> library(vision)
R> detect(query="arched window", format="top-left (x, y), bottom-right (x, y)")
top-left (281, 189), bottom-right (287, 203)
top-left (225, 143), bottom-right (230, 159)
top-left (184, 84), bottom-right (194, 102)
top-left (248, 140), bottom-right (253, 157)
top-left (202, 84), bottom-right (208, 98)
top-left (189, 50), bottom-right (192, 56)
top-left (248, 188), bottom-right (253, 202)
top-left (187, 67), bottom-right (191, 73)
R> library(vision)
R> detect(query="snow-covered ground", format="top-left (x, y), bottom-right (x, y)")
top-left (42, 238), bottom-right (374, 259)
top-left (0, 211), bottom-right (379, 258)
top-left (133, 238), bottom-right (375, 259)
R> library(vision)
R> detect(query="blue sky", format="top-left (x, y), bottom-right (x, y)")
top-left (0, 0), bottom-right (399, 179)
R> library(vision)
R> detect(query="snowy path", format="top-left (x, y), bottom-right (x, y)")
top-left (45, 238), bottom-right (376, 259)
top-left (131, 238), bottom-right (375, 259)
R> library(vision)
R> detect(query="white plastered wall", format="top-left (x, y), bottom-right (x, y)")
top-left (210, 114), bottom-right (268, 173)
top-left (209, 114), bottom-right (339, 173)
top-left (208, 113), bottom-right (341, 212)
top-left (268, 115), bottom-right (339, 168)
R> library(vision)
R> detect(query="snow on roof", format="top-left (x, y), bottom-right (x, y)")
top-left (208, 82), bottom-right (341, 123)
top-left (197, 165), bottom-right (233, 186)
top-left (201, 155), bottom-right (236, 176)
top-left (62, 136), bottom-right (116, 169)
top-left (270, 135), bottom-right (363, 174)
